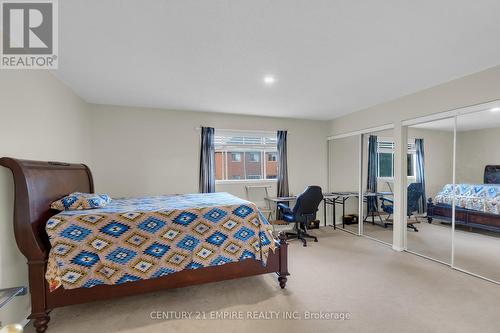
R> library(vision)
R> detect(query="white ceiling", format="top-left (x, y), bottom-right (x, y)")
top-left (54, 1), bottom-right (500, 120)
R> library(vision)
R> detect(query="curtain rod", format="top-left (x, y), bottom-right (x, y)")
top-left (194, 127), bottom-right (289, 134)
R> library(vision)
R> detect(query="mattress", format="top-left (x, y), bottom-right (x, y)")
top-left (45, 192), bottom-right (276, 291)
top-left (434, 184), bottom-right (500, 215)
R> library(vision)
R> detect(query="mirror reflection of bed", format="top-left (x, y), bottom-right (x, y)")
top-left (407, 107), bottom-right (500, 283)
top-left (454, 109), bottom-right (500, 282)
top-left (329, 104), bottom-right (500, 284)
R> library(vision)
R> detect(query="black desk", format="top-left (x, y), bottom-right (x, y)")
top-left (323, 192), bottom-right (393, 229)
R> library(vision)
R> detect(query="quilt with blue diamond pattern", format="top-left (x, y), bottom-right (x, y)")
top-left (435, 184), bottom-right (500, 215)
top-left (45, 192), bottom-right (276, 291)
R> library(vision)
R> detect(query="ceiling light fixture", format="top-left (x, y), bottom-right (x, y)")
top-left (263, 75), bottom-right (276, 86)
top-left (490, 107), bottom-right (500, 112)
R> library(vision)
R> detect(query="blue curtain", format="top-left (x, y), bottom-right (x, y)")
top-left (199, 127), bottom-right (215, 193)
top-left (367, 135), bottom-right (378, 213)
top-left (277, 130), bottom-right (289, 197)
top-left (415, 138), bottom-right (426, 213)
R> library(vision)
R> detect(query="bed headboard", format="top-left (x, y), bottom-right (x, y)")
top-left (0, 157), bottom-right (93, 261)
top-left (484, 165), bottom-right (500, 184)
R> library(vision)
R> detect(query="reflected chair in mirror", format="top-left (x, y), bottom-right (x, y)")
top-left (380, 182), bottom-right (423, 232)
top-left (277, 186), bottom-right (323, 247)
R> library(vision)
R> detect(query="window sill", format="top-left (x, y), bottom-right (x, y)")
top-left (216, 179), bottom-right (278, 185)
top-left (377, 177), bottom-right (417, 182)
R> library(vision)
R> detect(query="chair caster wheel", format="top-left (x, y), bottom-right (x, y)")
top-left (303, 243), bottom-right (307, 247)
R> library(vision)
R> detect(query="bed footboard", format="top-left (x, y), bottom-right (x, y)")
top-left (427, 197), bottom-right (500, 232)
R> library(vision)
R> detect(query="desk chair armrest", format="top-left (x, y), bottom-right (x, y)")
top-left (277, 203), bottom-right (293, 214)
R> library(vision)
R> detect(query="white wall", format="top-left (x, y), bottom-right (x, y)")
top-left (89, 104), bottom-right (329, 217)
top-left (456, 127), bottom-right (500, 184)
top-left (408, 128), bottom-right (454, 199)
top-left (328, 135), bottom-right (360, 222)
top-left (0, 71), bottom-right (91, 326)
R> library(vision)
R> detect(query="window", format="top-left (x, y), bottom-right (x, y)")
top-left (247, 152), bottom-right (260, 162)
top-left (376, 138), bottom-right (416, 179)
top-left (215, 130), bottom-right (279, 181)
top-left (378, 152), bottom-right (394, 178)
top-left (407, 153), bottom-right (415, 178)
top-left (231, 153), bottom-right (241, 162)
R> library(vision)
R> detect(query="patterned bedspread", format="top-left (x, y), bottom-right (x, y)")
top-left (434, 184), bottom-right (500, 215)
top-left (45, 193), bottom-right (276, 291)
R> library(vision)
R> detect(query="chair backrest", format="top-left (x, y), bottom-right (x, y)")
top-left (407, 182), bottom-right (423, 214)
top-left (293, 186), bottom-right (324, 218)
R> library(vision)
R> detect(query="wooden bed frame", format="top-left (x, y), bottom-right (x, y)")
top-left (0, 157), bottom-right (289, 333)
top-left (427, 165), bottom-right (500, 232)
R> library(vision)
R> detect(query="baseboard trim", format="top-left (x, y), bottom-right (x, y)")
top-left (21, 315), bottom-right (30, 328)
top-left (392, 245), bottom-right (404, 252)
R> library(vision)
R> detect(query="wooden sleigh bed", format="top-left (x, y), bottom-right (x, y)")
top-left (427, 165), bottom-right (500, 232)
top-left (0, 158), bottom-right (289, 333)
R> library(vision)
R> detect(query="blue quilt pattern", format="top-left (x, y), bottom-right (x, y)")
top-left (434, 184), bottom-right (500, 215)
top-left (45, 193), bottom-right (276, 291)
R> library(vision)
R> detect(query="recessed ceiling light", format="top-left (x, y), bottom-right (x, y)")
top-left (263, 75), bottom-right (276, 86)
top-left (490, 107), bottom-right (500, 112)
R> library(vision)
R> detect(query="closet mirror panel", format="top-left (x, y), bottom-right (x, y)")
top-left (454, 108), bottom-right (500, 282)
top-left (329, 135), bottom-right (361, 234)
top-left (407, 118), bottom-right (454, 263)
top-left (361, 129), bottom-right (395, 244)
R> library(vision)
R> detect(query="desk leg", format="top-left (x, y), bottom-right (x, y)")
top-left (323, 199), bottom-right (327, 227)
top-left (342, 198), bottom-right (346, 229)
top-left (333, 200), bottom-right (336, 230)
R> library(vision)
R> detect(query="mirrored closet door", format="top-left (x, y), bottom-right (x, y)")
top-left (361, 129), bottom-right (395, 244)
top-left (406, 118), bottom-right (454, 264)
top-left (454, 108), bottom-right (500, 282)
top-left (328, 135), bottom-right (361, 234)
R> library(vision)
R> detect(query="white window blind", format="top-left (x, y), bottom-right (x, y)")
top-left (376, 138), bottom-right (415, 153)
top-left (215, 130), bottom-right (277, 150)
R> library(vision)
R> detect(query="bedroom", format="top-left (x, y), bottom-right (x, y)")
top-left (1, 1), bottom-right (500, 333)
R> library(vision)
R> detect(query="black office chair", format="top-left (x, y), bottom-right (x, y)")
top-left (277, 186), bottom-right (323, 247)
top-left (380, 182), bottom-right (423, 232)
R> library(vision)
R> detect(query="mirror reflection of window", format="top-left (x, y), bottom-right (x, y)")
top-left (362, 130), bottom-right (395, 245)
top-left (406, 118), bottom-right (454, 264)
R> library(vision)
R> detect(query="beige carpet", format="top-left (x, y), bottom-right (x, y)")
top-left (26, 228), bottom-right (500, 333)
top-left (358, 219), bottom-right (500, 281)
